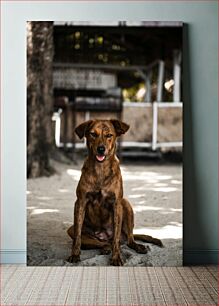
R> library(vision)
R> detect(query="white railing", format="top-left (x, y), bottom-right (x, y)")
top-left (122, 101), bottom-right (182, 150)
top-left (52, 101), bottom-right (182, 151)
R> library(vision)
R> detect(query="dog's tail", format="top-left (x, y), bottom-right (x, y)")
top-left (133, 234), bottom-right (163, 247)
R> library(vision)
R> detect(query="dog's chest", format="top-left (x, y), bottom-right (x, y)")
top-left (84, 163), bottom-right (114, 188)
top-left (94, 170), bottom-right (114, 189)
top-left (84, 191), bottom-right (115, 229)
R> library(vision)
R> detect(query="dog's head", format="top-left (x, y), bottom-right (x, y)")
top-left (75, 119), bottom-right (129, 162)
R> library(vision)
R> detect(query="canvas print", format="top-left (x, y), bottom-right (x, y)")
top-left (27, 21), bottom-right (183, 266)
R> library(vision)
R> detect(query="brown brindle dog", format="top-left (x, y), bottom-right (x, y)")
top-left (67, 119), bottom-right (163, 266)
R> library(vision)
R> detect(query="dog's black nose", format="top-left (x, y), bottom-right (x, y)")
top-left (97, 146), bottom-right (105, 155)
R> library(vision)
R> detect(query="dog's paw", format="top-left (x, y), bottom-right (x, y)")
top-left (135, 243), bottom-right (149, 254)
top-left (153, 238), bottom-right (164, 248)
top-left (67, 254), bottom-right (80, 263)
top-left (111, 254), bottom-right (124, 266)
top-left (100, 248), bottom-right (111, 255)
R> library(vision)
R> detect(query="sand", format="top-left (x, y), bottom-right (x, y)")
top-left (27, 158), bottom-right (182, 266)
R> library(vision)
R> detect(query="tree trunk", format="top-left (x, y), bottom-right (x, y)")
top-left (27, 22), bottom-right (54, 178)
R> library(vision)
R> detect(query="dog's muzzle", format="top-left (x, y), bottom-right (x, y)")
top-left (96, 146), bottom-right (106, 162)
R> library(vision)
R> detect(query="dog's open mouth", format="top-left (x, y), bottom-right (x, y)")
top-left (96, 155), bottom-right (106, 162)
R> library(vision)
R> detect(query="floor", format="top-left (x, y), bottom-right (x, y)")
top-left (27, 159), bottom-right (182, 266)
top-left (1, 265), bottom-right (218, 305)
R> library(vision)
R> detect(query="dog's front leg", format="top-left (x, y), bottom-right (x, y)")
top-left (111, 200), bottom-right (123, 266)
top-left (68, 198), bottom-right (86, 263)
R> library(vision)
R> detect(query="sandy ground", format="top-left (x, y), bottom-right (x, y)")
top-left (27, 158), bottom-right (182, 266)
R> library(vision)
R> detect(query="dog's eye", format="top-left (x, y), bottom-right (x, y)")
top-left (90, 132), bottom-right (97, 138)
top-left (106, 134), bottom-right (113, 138)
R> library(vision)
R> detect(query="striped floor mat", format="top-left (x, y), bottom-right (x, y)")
top-left (1, 265), bottom-right (218, 305)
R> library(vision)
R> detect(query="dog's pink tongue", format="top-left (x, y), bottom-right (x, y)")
top-left (96, 155), bottom-right (105, 162)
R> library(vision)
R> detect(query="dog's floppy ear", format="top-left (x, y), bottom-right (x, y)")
top-left (110, 119), bottom-right (129, 136)
top-left (75, 120), bottom-right (93, 139)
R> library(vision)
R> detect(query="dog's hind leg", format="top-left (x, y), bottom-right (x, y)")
top-left (120, 199), bottom-right (163, 249)
top-left (133, 234), bottom-right (163, 247)
top-left (67, 225), bottom-right (111, 250)
top-left (121, 199), bottom-right (149, 254)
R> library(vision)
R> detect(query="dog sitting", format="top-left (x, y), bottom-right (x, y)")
top-left (67, 119), bottom-right (163, 266)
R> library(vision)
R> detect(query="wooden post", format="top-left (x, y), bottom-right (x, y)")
top-left (157, 60), bottom-right (165, 102)
top-left (173, 50), bottom-right (182, 102)
top-left (55, 109), bottom-right (62, 147)
top-left (152, 102), bottom-right (158, 151)
top-left (145, 71), bottom-right (152, 102)
top-left (63, 106), bottom-right (68, 151)
top-left (84, 111), bottom-right (90, 146)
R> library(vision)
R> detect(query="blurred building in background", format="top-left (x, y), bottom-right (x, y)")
top-left (52, 22), bottom-right (183, 156)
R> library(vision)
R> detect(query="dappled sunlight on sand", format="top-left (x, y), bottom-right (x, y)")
top-left (154, 183), bottom-right (168, 187)
top-left (123, 168), bottom-right (182, 195)
top-left (36, 196), bottom-right (54, 201)
top-left (129, 194), bottom-right (146, 198)
top-left (171, 179), bottom-right (181, 185)
top-left (63, 221), bottom-right (72, 225)
top-left (31, 208), bottom-right (59, 215)
top-left (58, 188), bottom-right (70, 193)
top-left (121, 168), bottom-right (172, 182)
top-left (134, 223), bottom-right (182, 239)
top-left (129, 186), bottom-right (178, 194)
top-left (66, 168), bottom-right (81, 180)
top-left (131, 186), bottom-right (146, 191)
top-left (133, 205), bottom-right (163, 212)
top-left (151, 187), bottom-right (177, 192)
top-left (133, 205), bottom-right (182, 213)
